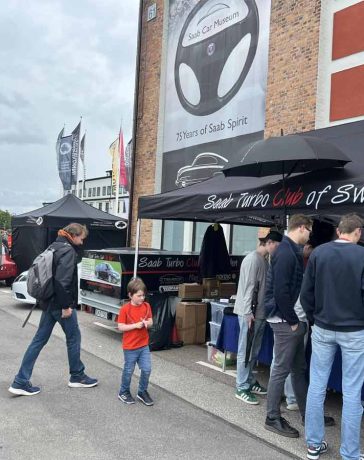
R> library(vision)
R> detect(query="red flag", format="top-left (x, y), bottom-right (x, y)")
top-left (119, 127), bottom-right (127, 187)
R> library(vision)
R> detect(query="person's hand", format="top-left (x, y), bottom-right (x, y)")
top-left (135, 321), bottom-right (144, 329)
top-left (291, 323), bottom-right (299, 332)
top-left (142, 319), bottom-right (149, 329)
top-left (62, 308), bottom-right (73, 318)
top-left (244, 313), bottom-right (255, 329)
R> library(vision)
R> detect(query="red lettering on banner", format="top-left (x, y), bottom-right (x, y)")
top-left (273, 187), bottom-right (304, 207)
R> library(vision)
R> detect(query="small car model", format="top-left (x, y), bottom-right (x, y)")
top-left (95, 262), bottom-right (121, 284)
top-left (0, 242), bottom-right (17, 286)
top-left (175, 152), bottom-right (228, 188)
top-left (12, 271), bottom-right (36, 304)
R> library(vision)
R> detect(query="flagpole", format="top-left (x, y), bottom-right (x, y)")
top-left (81, 130), bottom-right (87, 200)
top-left (75, 116), bottom-right (82, 196)
top-left (114, 131), bottom-right (120, 217)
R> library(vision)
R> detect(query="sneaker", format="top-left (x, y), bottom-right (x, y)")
top-left (265, 416), bottom-right (299, 438)
top-left (118, 391), bottom-right (135, 404)
top-left (250, 381), bottom-right (267, 395)
top-left (8, 381), bottom-right (40, 396)
top-left (235, 389), bottom-right (259, 405)
top-left (307, 441), bottom-right (328, 460)
top-left (68, 374), bottom-right (98, 388)
top-left (286, 403), bottom-right (299, 411)
top-left (302, 415), bottom-right (335, 427)
top-left (137, 390), bottom-right (154, 406)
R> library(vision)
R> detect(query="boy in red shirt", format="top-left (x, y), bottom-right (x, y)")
top-left (117, 278), bottom-right (153, 406)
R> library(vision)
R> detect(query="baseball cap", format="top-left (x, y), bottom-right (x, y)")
top-left (264, 230), bottom-right (283, 243)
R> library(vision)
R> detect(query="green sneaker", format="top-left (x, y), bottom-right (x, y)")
top-left (235, 389), bottom-right (259, 405)
top-left (250, 381), bottom-right (267, 395)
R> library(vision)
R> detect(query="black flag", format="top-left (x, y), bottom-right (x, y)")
top-left (71, 122), bottom-right (81, 186)
top-left (58, 135), bottom-right (73, 191)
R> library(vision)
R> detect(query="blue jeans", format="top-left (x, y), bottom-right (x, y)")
top-left (306, 325), bottom-right (364, 460)
top-left (120, 345), bottom-right (151, 394)
top-left (14, 309), bottom-right (85, 385)
top-left (236, 316), bottom-right (266, 391)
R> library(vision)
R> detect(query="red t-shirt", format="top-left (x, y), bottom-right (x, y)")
top-left (117, 301), bottom-right (152, 350)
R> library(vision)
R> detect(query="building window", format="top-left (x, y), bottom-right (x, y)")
top-left (92, 187), bottom-right (96, 197)
top-left (162, 221), bottom-right (184, 251)
top-left (78, 189), bottom-right (82, 197)
top-left (193, 222), bottom-right (210, 252)
top-left (97, 187), bottom-right (100, 196)
top-left (102, 186), bottom-right (106, 196)
top-left (107, 186), bottom-right (111, 196)
top-left (105, 202), bottom-right (109, 213)
top-left (88, 188), bottom-right (92, 197)
top-left (98, 203), bottom-right (102, 210)
top-left (231, 226), bottom-right (258, 255)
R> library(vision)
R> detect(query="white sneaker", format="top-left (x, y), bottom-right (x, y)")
top-left (286, 403), bottom-right (299, 411)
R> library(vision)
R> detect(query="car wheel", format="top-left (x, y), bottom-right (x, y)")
top-left (5, 277), bottom-right (15, 287)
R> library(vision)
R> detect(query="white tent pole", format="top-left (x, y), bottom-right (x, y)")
top-left (133, 218), bottom-right (141, 278)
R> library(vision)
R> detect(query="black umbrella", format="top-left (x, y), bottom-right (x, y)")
top-left (223, 134), bottom-right (351, 226)
top-left (223, 135), bottom-right (351, 178)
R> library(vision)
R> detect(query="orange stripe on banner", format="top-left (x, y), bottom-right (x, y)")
top-left (332, 2), bottom-right (364, 60)
top-left (330, 65), bottom-right (364, 121)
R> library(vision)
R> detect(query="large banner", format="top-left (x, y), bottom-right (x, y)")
top-left (58, 135), bottom-right (73, 191)
top-left (161, 0), bottom-right (271, 191)
top-left (71, 122), bottom-right (81, 186)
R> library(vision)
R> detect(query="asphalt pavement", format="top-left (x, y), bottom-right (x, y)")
top-left (0, 287), bottom-right (294, 460)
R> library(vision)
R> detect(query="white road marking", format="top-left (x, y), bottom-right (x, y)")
top-left (93, 321), bottom-right (121, 333)
top-left (196, 360), bottom-right (236, 377)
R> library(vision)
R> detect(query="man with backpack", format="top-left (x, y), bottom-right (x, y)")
top-left (9, 223), bottom-right (98, 396)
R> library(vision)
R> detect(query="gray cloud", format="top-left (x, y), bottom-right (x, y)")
top-left (0, 0), bottom-right (139, 214)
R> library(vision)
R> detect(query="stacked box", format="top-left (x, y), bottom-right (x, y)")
top-left (202, 278), bottom-right (219, 298)
top-left (218, 282), bottom-right (237, 298)
top-left (178, 283), bottom-right (203, 300)
top-left (210, 301), bottom-right (226, 325)
top-left (209, 321), bottom-right (221, 345)
top-left (175, 302), bottom-right (207, 345)
top-left (207, 343), bottom-right (237, 368)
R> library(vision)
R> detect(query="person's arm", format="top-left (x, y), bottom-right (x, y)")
top-left (301, 256), bottom-right (316, 325)
top-left (142, 304), bottom-right (153, 329)
top-left (235, 256), bottom-right (259, 326)
top-left (54, 248), bottom-right (77, 310)
top-left (118, 322), bottom-right (143, 332)
top-left (272, 251), bottom-right (299, 326)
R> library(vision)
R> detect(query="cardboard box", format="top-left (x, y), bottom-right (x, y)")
top-left (178, 283), bottom-right (203, 300)
top-left (218, 282), bottom-right (237, 298)
top-left (175, 302), bottom-right (207, 345)
top-left (202, 278), bottom-right (219, 298)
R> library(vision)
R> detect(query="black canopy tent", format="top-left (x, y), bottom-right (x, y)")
top-left (12, 194), bottom-right (127, 273)
top-left (138, 120), bottom-right (364, 227)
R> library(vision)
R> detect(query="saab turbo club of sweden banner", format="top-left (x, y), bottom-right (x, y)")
top-left (161, 0), bottom-right (271, 192)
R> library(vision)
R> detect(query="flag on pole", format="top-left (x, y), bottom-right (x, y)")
top-left (71, 121), bottom-right (81, 186)
top-left (56, 127), bottom-right (64, 168)
top-left (58, 135), bottom-right (73, 191)
top-left (119, 127), bottom-right (127, 188)
top-left (109, 138), bottom-right (119, 195)
top-left (80, 134), bottom-right (86, 163)
top-left (123, 139), bottom-right (133, 192)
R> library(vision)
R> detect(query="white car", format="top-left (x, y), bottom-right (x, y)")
top-left (12, 265), bottom-right (82, 306)
top-left (12, 271), bottom-right (36, 305)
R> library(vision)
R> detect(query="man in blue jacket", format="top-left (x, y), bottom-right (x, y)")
top-left (301, 213), bottom-right (364, 460)
top-left (265, 214), bottom-right (315, 437)
top-left (9, 223), bottom-right (98, 396)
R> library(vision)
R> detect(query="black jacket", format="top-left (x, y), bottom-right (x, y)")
top-left (301, 241), bottom-right (364, 331)
top-left (198, 224), bottom-right (231, 278)
top-left (47, 236), bottom-right (80, 310)
top-left (268, 235), bottom-right (304, 325)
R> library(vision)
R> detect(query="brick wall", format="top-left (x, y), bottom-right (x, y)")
top-left (264, 0), bottom-right (321, 137)
top-left (130, 0), bottom-right (165, 247)
top-left (131, 0), bottom-right (322, 247)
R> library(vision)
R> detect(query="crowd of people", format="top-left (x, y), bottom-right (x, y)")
top-left (235, 213), bottom-right (364, 460)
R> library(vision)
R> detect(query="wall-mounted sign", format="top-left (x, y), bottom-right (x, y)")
top-left (147, 3), bottom-right (157, 21)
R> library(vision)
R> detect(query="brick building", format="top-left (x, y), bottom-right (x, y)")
top-left (129, 0), bottom-right (364, 253)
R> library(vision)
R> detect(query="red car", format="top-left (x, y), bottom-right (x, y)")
top-left (0, 242), bottom-right (17, 286)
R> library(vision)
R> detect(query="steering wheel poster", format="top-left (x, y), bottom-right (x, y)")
top-left (161, 0), bottom-right (271, 191)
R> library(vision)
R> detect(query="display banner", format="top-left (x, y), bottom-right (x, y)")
top-left (58, 135), bottom-right (73, 191)
top-left (71, 122), bottom-right (81, 186)
top-left (161, 0), bottom-right (271, 191)
top-left (109, 138), bottom-right (119, 195)
top-left (80, 134), bottom-right (85, 163)
top-left (56, 127), bottom-right (64, 168)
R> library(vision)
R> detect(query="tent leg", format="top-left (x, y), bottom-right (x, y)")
top-left (133, 219), bottom-right (141, 278)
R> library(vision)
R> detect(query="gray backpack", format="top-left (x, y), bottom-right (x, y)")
top-left (27, 247), bottom-right (55, 301)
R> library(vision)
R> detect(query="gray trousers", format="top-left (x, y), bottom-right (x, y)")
top-left (266, 321), bottom-right (308, 419)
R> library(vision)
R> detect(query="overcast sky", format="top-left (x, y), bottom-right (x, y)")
top-left (0, 0), bottom-right (139, 215)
